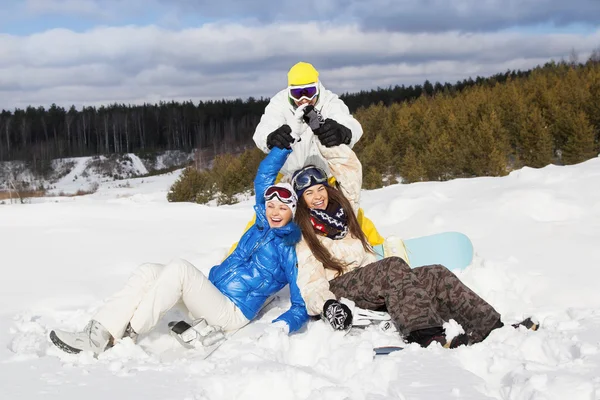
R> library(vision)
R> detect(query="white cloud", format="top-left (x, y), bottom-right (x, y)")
top-left (1, 23), bottom-right (599, 109)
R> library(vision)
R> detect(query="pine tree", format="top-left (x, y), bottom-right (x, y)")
top-left (551, 68), bottom-right (591, 151)
top-left (561, 110), bottom-right (597, 164)
top-left (518, 106), bottom-right (554, 168)
top-left (465, 111), bottom-right (508, 177)
top-left (363, 167), bottom-right (384, 189)
top-left (585, 70), bottom-right (600, 151)
top-left (496, 82), bottom-right (527, 154)
top-left (399, 145), bottom-right (426, 183)
top-left (388, 103), bottom-right (412, 174)
top-left (424, 117), bottom-right (455, 181)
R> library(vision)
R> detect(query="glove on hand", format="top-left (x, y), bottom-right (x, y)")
top-left (302, 105), bottom-right (325, 133)
top-left (266, 124), bottom-right (294, 150)
top-left (317, 119), bottom-right (352, 147)
top-left (322, 299), bottom-right (353, 330)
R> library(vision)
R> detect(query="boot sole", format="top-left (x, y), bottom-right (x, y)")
top-left (49, 330), bottom-right (82, 354)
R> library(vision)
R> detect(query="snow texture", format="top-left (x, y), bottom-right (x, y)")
top-left (1, 156), bottom-right (600, 399)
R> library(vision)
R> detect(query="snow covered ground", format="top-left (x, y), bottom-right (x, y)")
top-left (1, 156), bottom-right (599, 400)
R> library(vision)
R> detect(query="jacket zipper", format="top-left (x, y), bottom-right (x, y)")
top-left (247, 229), bottom-right (273, 260)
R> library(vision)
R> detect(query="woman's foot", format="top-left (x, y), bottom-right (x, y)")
top-left (480, 316), bottom-right (540, 343)
top-left (122, 323), bottom-right (138, 343)
top-left (406, 326), bottom-right (469, 349)
top-left (512, 317), bottom-right (540, 331)
top-left (49, 320), bottom-right (113, 355)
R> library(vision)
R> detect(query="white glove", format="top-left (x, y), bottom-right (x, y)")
top-left (288, 103), bottom-right (310, 143)
top-left (294, 103), bottom-right (310, 121)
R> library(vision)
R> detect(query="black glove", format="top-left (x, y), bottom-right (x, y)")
top-left (266, 124), bottom-right (294, 150)
top-left (302, 105), bottom-right (325, 133)
top-left (322, 299), bottom-right (353, 330)
top-left (316, 119), bottom-right (352, 147)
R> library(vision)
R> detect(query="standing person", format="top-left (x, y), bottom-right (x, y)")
top-left (291, 141), bottom-right (538, 348)
top-left (49, 147), bottom-right (308, 355)
top-left (253, 61), bottom-right (363, 177)
top-left (226, 62), bottom-right (383, 257)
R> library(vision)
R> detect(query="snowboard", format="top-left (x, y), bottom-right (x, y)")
top-left (381, 231), bottom-right (474, 272)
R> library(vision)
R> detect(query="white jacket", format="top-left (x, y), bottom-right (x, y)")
top-left (295, 142), bottom-right (377, 315)
top-left (253, 83), bottom-right (363, 176)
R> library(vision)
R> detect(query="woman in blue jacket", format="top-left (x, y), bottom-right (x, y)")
top-left (50, 147), bottom-right (308, 355)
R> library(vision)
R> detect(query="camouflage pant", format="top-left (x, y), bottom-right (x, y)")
top-left (328, 257), bottom-right (501, 343)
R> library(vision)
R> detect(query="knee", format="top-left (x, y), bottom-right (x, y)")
top-left (133, 262), bottom-right (164, 282)
top-left (428, 264), bottom-right (451, 274)
top-left (383, 256), bottom-right (410, 271)
top-left (369, 257), bottom-right (410, 279)
top-left (422, 264), bottom-right (454, 279)
top-left (387, 256), bottom-right (408, 265)
top-left (162, 258), bottom-right (196, 280)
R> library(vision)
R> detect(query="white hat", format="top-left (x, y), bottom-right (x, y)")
top-left (264, 182), bottom-right (297, 217)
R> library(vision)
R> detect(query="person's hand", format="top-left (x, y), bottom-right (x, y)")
top-left (322, 299), bottom-right (353, 330)
top-left (316, 119), bottom-right (352, 147)
top-left (266, 125), bottom-right (294, 150)
top-left (302, 105), bottom-right (324, 133)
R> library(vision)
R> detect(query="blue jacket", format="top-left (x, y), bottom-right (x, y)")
top-left (208, 148), bottom-right (309, 332)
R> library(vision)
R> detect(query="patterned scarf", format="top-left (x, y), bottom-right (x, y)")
top-left (309, 204), bottom-right (348, 240)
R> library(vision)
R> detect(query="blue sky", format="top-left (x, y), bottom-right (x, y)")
top-left (0, 0), bottom-right (599, 109)
top-left (1, 2), bottom-right (204, 34)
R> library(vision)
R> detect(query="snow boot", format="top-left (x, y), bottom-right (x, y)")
top-left (478, 317), bottom-right (539, 344)
top-left (122, 322), bottom-right (138, 343)
top-left (512, 317), bottom-right (539, 331)
top-left (168, 318), bottom-right (226, 349)
top-left (445, 333), bottom-right (469, 348)
top-left (49, 320), bottom-right (113, 355)
top-left (406, 327), bottom-right (469, 349)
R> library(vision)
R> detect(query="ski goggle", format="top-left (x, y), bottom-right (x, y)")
top-left (264, 185), bottom-right (295, 204)
top-left (292, 166), bottom-right (328, 193)
top-left (288, 83), bottom-right (319, 102)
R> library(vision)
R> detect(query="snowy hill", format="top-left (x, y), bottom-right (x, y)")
top-left (1, 156), bottom-right (599, 400)
top-left (0, 150), bottom-right (192, 195)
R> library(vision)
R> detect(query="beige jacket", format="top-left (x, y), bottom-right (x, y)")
top-left (295, 142), bottom-right (377, 316)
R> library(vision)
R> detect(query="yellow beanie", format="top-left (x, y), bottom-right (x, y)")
top-left (287, 62), bottom-right (319, 86)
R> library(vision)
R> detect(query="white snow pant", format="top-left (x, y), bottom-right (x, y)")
top-left (93, 258), bottom-right (249, 339)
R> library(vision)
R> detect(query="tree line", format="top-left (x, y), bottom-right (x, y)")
top-left (0, 99), bottom-right (267, 173)
top-left (0, 67), bottom-right (535, 172)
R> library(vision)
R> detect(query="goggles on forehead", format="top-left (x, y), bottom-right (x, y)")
top-left (264, 185), bottom-right (295, 204)
top-left (292, 166), bottom-right (328, 193)
top-left (288, 83), bottom-right (319, 102)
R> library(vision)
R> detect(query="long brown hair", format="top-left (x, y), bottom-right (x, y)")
top-left (295, 185), bottom-right (373, 277)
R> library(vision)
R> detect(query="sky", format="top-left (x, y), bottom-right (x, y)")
top-left (0, 0), bottom-right (599, 110)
